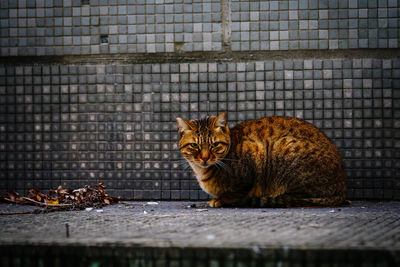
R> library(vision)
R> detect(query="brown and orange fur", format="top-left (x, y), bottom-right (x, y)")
top-left (176, 112), bottom-right (347, 208)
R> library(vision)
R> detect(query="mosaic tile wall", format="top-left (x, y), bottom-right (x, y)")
top-left (1, 0), bottom-right (399, 56)
top-left (1, 59), bottom-right (399, 199)
top-left (231, 0), bottom-right (399, 51)
top-left (0, 0), bottom-right (223, 56)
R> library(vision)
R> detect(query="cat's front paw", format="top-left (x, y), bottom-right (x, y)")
top-left (208, 198), bottom-right (223, 208)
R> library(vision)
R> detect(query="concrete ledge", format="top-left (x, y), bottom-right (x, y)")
top-left (1, 244), bottom-right (398, 267)
top-left (1, 201), bottom-right (399, 266)
top-left (1, 48), bottom-right (399, 64)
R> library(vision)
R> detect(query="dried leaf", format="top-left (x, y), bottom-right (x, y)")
top-left (8, 190), bottom-right (19, 202)
top-left (2, 182), bottom-right (118, 211)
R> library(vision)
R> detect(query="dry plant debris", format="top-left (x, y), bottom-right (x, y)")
top-left (1, 183), bottom-right (119, 212)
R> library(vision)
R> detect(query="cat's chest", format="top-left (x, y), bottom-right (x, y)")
top-left (197, 179), bottom-right (220, 197)
top-left (190, 165), bottom-right (222, 196)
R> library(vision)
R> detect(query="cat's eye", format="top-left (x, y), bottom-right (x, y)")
top-left (190, 143), bottom-right (199, 149)
top-left (211, 142), bottom-right (220, 148)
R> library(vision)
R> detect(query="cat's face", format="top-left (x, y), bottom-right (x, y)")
top-left (176, 112), bottom-right (231, 168)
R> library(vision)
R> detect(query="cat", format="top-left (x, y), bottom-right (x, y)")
top-left (176, 111), bottom-right (347, 208)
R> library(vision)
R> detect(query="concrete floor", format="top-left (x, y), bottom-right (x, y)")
top-left (0, 201), bottom-right (399, 266)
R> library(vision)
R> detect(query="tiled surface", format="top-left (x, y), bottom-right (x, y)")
top-left (231, 0), bottom-right (400, 51)
top-left (1, 0), bottom-right (399, 56)
top-left (1, 59), bottom-right (399, 200)
top-left (0, 0), bottom-right (222, 56)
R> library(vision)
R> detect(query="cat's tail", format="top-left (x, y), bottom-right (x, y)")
top-left (249, 194), bottom-right (350, 208)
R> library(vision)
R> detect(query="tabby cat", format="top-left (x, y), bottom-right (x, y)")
top-left (176, 112), bottom-right (347, 208)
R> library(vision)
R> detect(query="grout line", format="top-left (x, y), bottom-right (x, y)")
top-left (0, 49), bottom-right (399, 65)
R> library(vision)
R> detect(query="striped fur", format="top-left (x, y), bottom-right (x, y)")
top-left (176, 112), bottom-right (347, 208)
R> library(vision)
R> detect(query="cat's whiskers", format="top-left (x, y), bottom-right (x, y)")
top-left (178, 163), bottom-right (193, 171)
top-left (170, 159), bottom-right (189, 165)
top-left (175, 159), bottom-right (189, 163)
top-left (183, 165), bottom-right (192, 171)
top-left (215, 160), bottom-right (232, 174)
top-left (169, 159), bottom-right (192, 170)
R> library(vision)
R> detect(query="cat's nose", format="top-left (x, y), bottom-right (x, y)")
top-left (200, 150), bottom-right (210, 162)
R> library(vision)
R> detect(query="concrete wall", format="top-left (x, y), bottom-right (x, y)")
top-left (0, 0), bottom-right (399, 200)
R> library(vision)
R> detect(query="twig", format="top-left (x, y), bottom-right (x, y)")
top-left (20, 197), bottom-right (73, 207)
top-left (4, 197), bottom-right (72, 208)
top-left (2, 198), bottom-right (30, 205)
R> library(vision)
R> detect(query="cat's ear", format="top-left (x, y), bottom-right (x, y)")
top-left (215, 111), bottom-right (227, 128)
top-left (176, 117), bottom-right (191, 134)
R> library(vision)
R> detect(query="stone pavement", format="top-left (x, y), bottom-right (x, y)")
top-left (0, 201), bottom-right (399, 266)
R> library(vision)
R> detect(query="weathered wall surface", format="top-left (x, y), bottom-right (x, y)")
top-left (0, 0), bottom-right (399, 200)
